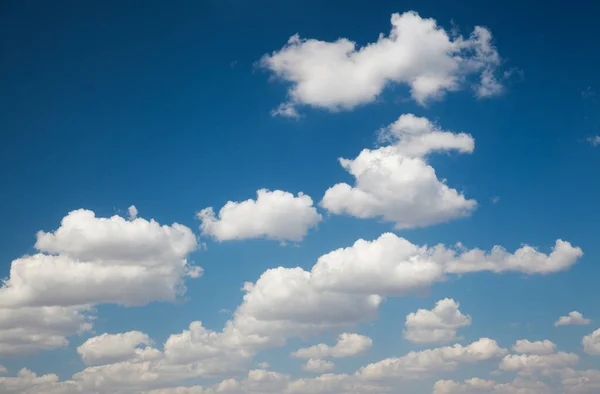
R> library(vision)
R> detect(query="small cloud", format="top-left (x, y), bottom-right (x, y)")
top-left (555, 311), bottom-right (591, 327)
top-left (587, 136), bottom-right (600, 147)
top-left (230, 60), bottom-right (238, 68)
top-left (271, 102), bottom-right (301, 119)
top-left (491, 196), bottom-right (500, 204)
top-left (128, 205), bottom-right (138, 220)
top-left (257, 362), bottom-right (270, 369)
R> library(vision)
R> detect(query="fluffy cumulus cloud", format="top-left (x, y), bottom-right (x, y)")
top-left (357, 338), bottom-right (507, 380)
top-left (555, 311), bottom-right (591, 327)
top-left (321, 114), bottom-right (477, 229)
top-left (512, 339), bottom-right (557, 355)
top-left (310, 233), bottom-right (446, 295)
top-left (0, 208), bottom-right (199, 357)
top-left (77, 331), bottom-right (161, 366)
top-left (311, 233), bottom-right (583, 298)
top-left (234, 267), bottom-right (383, 337)
top-left (444, 239), bottom-right (583, 275)
top-left (0, 209), bottom-right (200, 308)
top-left (499, 352), bottom-right (579, 375)
top-left (260, 11), bottom-right (504, 116)
top-left (197, 189), bottom-right (322, 242)
top-left (377, 114), bottom-right (475, 157)
top-left (583, 329), bottom-right (600, 355)
top-left (560, 368), bottom-right (600, 393)
top-left (404, 298), bottom-right (472, 344)
top-left (291, 333), bottom-right (372, 359)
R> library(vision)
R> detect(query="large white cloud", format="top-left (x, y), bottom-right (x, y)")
top-left (77, 331), bottom-right (162, 366)
top-left (404, 298), bottom-right (472, 344)
top-left (320, 146), bottom-right (477, 229)
top-left (310, 233), bottom-right (446, 295)
top-left (0, 209), bottom-right (200, 308)
top-left (0, 208), bottom-right (200, 357)
top-left (499, 352), bottom-right (579, 375)
top-left (260, 11), bottom-right (503, 116)
top-left (583, 329), bottom-right (600, 355)
top-left (291, 333), bottom-right (372, 359)
top-left (555, 311), bottom-right (591, 327)
top-left (235, 267), bottom-right (382, 338)
top-left (311, 233), bottom-right (583, 298)
top-left (357, 338), bottom-right (507, 380)
top-left (197, 189), bottom-right (322, 242)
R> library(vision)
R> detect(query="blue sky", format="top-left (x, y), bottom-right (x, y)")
top-left (1, 0), bottom-right (600, 393)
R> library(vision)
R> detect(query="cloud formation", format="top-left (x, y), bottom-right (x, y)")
top-left (583, 329), bottom-right (600, 355)
top-left (555, 311), bottom-right (591, 327)
top-left (404, 299), bottom-right (472, 343)
top-left (321, 114), bottom-right (477, 229)
top-left (198, 189), bottom-right (322, 242)
top-left (261, 11), bottom-right (503, 116)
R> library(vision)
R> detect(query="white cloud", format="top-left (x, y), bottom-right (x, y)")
top-left (404, 298), bottom-right (472, 343)
top-left (0, 209), bottom-right (200, 308)
top-left (260, 11), bottom-right (503, 115)
top-left (357, 338), bottom-right (507, 380)
top-left (310, 233), bottom-right (446, 295)
top-left (560, 368), bottom-right (600, 393)
top-left (0, 209), bottom-right (200, 357)
top-left (0, 368), bottom-right (78, 394)
top-left (291, 333), bottom-right (372, 359)
top-left (0, 365), bottom-right (6, 374)
top-left (235, 267), bottom-right (382, 338)
top-left (555, 311), bottom-right (592, 327)
top-left (444, 239), bottom-right (583, 275)
top-left (583, 329), bottom-right (600, 355)
top-left (512, 340), bottom-right (557, 355)
top-left (0, 306), bottom-right (92, 356)
top-left (320, 146), bottom-right (476, 230)
top-left (77, 331), bottom-right (161, 366)
top-left (198, 189), bottom-right (322, 242)
top-left (271, 102), bottom-right (301, 119)
top-left (499, 352), bottom-right (579, 375)
top-left (301, 359), bottom-right (335, 373)
top-left (377, 114), bottom-right (475, 157)
top-left (257, 362), bottom-right (270, 369)
top-left (310, 233), bottom-right (583, 299)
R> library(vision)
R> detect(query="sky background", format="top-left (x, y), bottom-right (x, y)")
top-left (1, 0), bottom-right (600, 393)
